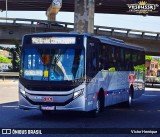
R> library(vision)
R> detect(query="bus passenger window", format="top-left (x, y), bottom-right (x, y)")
top-left (98, 44), bottom-right (109, 70)
top-left (88, 43), bottom-right (97, 73)
top-left (125, 49), bottom-right (131, 61)
top-left (124, 49), bottom-right (134, 71)
top-left (107, 46), bottom-right (116, 71)
top-left (132, 51), bottom-right (137, 64)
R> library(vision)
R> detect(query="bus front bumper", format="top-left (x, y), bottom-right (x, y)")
top-left (19, 92), bottom-right (86, 111)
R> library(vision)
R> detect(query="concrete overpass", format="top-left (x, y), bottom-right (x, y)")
top-left (0, 0), bottom-right (160, 37)
top-left (0, 17), bottom-right (160, 55)
top-left (0, 0), bottom-right (160, 16)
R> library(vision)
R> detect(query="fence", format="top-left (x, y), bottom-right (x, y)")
top-left (145, 76), bottom-right (160, 87)
top-left (0, 72), bottom-right (19, 81)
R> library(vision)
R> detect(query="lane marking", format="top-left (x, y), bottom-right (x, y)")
top-left (1, 106), bottom-right (18, 108)
top-left (143, 95), bottom-right (158, 97)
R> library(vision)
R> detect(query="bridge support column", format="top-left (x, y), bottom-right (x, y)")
top-left (74, 0), bottom-right (95, 33)
top-left (47, 13), bottom-right (56, 21)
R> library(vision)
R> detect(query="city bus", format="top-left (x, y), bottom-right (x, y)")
top-left (19, 32), bottom-right (145, 117)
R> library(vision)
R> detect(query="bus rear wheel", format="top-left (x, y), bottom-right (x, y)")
top-left (127, 92), bottom-right (132, 107)
top-left (124, 87), bottom-right (134, 107)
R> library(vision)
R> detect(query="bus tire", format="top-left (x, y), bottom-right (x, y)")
top-left (124, 86), bottom-right (134, 107)
top-left (98, 90), bottom-right (105, 112)
top-left (88, 90), bottom-right (105, 118)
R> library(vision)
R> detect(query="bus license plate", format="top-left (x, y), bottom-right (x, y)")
top-left (41, 106), bottom-right (55, 110)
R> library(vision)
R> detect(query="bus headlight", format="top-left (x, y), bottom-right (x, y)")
top-left (73, 88), bottom-right (84, 99)
top-left (20, 88), bottom-right (26, 97)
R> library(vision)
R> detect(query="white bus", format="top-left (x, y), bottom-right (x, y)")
top-left (19, 32), bottom-right (145, 117)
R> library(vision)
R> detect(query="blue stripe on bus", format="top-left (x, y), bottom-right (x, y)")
top-left (105, 89), bottom-right (127, 95)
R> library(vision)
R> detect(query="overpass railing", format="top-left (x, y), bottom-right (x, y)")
top-left (0, 17), bottom-right (160, 40)
top-left (0, 72), bottom-right (19, 81)
top-left (0, 17), bottom-right (74, 29)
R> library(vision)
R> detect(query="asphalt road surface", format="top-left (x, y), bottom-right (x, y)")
top-left (0, 82), bottom-right (160, 137)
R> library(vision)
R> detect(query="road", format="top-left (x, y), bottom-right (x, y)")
top-left (0, 82), bottom-right (160, 137)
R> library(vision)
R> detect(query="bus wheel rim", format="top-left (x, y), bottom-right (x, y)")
top-left (129, 94), bottom-right (132, 105)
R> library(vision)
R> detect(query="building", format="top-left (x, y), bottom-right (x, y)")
top-left (0, 50), bottom-right (10, 58)
top-left (146, 60), bottom-right (159, 76)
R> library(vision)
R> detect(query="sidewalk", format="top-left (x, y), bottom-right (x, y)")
top-left (0, 79), bottom-right (18, 85)
top-left (0, 80), bottom-right (18, 104)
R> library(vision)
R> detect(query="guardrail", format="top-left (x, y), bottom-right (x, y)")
top-left (0, 72), bottom-right (19, 81)
top-left (0, 17), bottom-right (160, 40)
top-left (145, 76), bottom-right (160, 87)
top-left (0, 17), bottom-right (74, 30)
top-left (145, 81), bottom-right (160, 87)
top-left (95, 26), bottom-right (160, 40)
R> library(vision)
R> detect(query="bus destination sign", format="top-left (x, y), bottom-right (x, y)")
top-left (32, 37), bottom-right (76, 44)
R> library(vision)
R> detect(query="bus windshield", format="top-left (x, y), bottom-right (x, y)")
top-left (22, 48), bottom-right (85, 81)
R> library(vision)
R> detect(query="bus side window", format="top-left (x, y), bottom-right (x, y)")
top-left (87, 39), bottom-right (98, 77)
top-left (98, 44), bottom-right (102, 70)
top-left (125, 48), bottom-right (134, 71)
top-left (108, 46), bottom-right (116, 71)
top-left (98, 44), bottom-right (108, 70)
top-left (137, 51), bottom-right (144, 65)
top-left (132, 51), bottom-right (137, 64)
top-left (88, 45), bottom-right (96, 71)
top-left (115, 47), bottom-right (121, 71)
top-left (119, 48), bottom-right (125, 71)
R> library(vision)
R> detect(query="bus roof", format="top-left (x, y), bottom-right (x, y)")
top-left (94, 36), bottom-right (144, 51)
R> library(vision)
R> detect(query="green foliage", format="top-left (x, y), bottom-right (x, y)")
top-left (108, 67), bottom-right (116, 72)
top-left (158, 61), bottom-right (160, 67)
top-left (0, 42), bottom-right (21, 72)
top-left (145, 55), bottom-right (153, 61)
top-left (0, 55), bottom-right (11, 63)
top-left (134, 64), bottom-right (146, 72)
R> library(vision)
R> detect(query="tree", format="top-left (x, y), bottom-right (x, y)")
top-left (108, 67), bottom-right (116, 72)
top-left (134, 64), bottom-right (146, 72)
top-left (0, 55), bottom-right (11, 63)
top-left (145, 55), bottom-right (153, 61)
top-left (158, 61), bottom-right (160, 67)
top-left (0, 42), bottom-right (21, 72)
top-left (134, 64), bottom-right (146, 80)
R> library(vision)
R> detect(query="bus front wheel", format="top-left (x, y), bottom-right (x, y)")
top-left (88, 90), bottom-right (105, 118)
top-left (88, 98), bottom-right (101, 118)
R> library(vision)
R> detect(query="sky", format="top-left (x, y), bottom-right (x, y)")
top-left (0, 10), bottom-right (160, 48)
top-left (0, 11), bottom-right (160, 33)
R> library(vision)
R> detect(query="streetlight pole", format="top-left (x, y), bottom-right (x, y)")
top-left (6, 0), bottom-right (8, 22)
